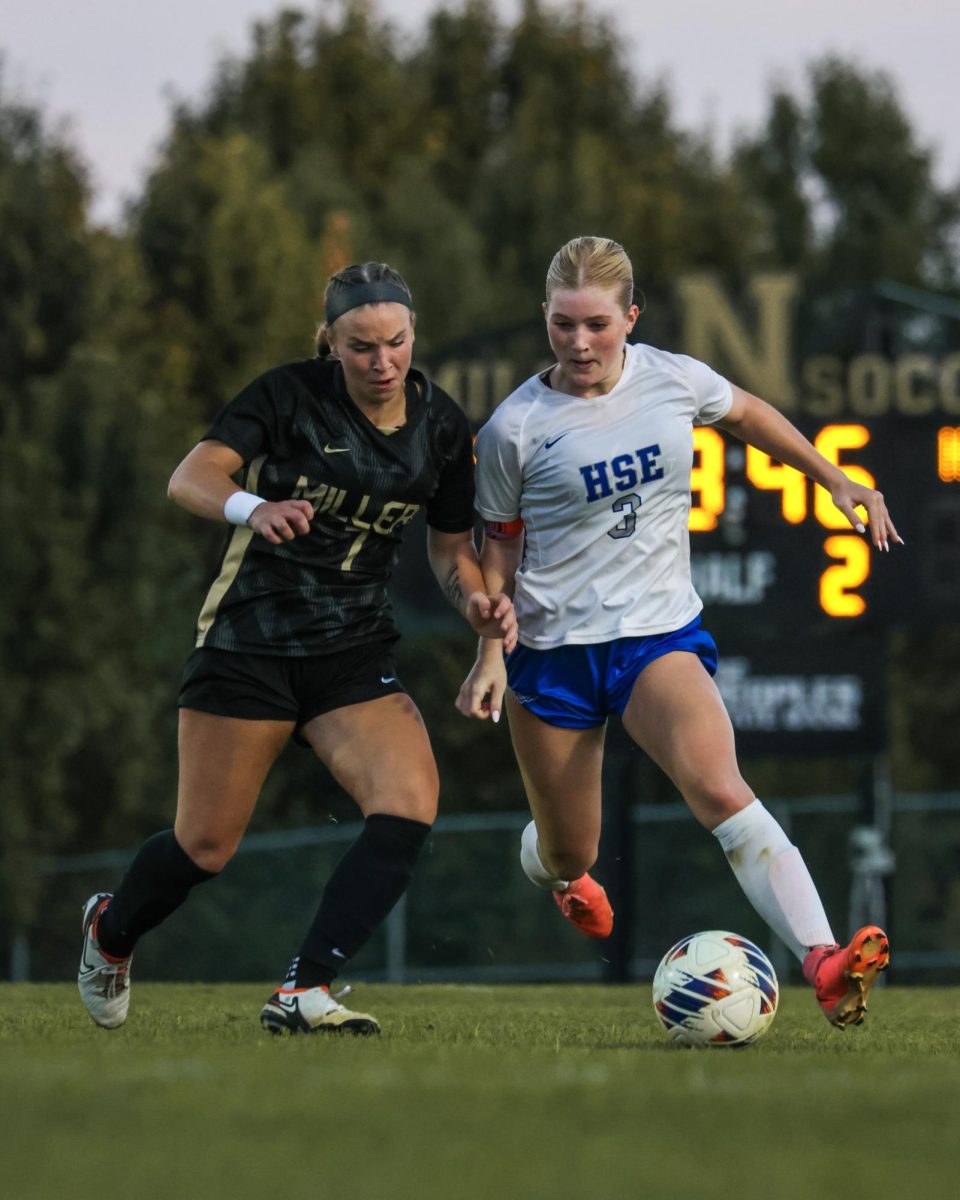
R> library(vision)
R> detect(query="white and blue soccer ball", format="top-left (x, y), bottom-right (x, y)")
top-left (652, 930), bottom-right (779, 1047)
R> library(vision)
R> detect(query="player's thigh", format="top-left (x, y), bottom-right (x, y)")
top-left (621, 651), bottom-right (753, 828)
top-left (300, 692), bottom-right (439, 823)
top-left (175, 709), bottom-right (294, 867)
top-left (505, 692), bottom-right (605, 853)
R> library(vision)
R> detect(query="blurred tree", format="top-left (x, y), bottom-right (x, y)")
top-left (733, 91), bottom-right (811, 270)
top-left (136, 130), bottom-right (326, 409)
top-left (145, 2), bottom-right (494, 356)
top-left (199, 1), bottom-right (419, 207)
top-left (415, 0), bottom-right (503, 208)
top-left (0, 78), bottom-right (95, 927)
top-left (0, 83), bottom-right (202, 935)
top-left (460, 0), bottom-right (762, 321)
top-left (148, 0), bottom-right (764, 339)
top-left (0, 77), bottom-right (91, 389)
top-left (374, 155), bottom-right (494, 351)
top-left (736, 57), bottom-right (960, 293)
top-left (808, 57), bottom-right (955, 290)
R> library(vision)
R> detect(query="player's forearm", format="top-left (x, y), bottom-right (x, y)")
top-left (427, 531), bottom-right (483, 620)
top-left (472, 533), bottom-right (524, 660)
top-left (168, 461), bottom-right (244, 521)
top-left (719, 388), bottom-right (846, 491)
top-left (168, 441), bottom-right (249, 522)
top-left (479, 533), bottom-right (523, 599)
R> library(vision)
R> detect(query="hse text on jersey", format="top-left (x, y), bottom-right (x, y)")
top-left (578, 442), bottom-right (664, 503)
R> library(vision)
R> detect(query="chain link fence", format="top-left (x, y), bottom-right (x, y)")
top-left (10, 793), bottom-right (960, 986)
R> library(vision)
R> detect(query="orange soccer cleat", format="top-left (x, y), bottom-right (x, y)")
top-left (803, 925), bottom-right (890, 1028)
top-left (552, 873), bottom-right (614, 939)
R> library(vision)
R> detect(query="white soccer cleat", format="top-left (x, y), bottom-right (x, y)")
top-left (259, 984), bottom-right (380, 1036)
top-left (77, 893), bottom-right (132, 1029)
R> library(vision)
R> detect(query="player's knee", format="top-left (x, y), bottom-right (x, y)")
top-left (368, 771), bottom-right (439, 824)
top-left (686, 778), bottom-right (754, 831)
top-left (177, 833), bottom-right (239, 874)
top-left (381, 760), bottom-right (439, 823)
top-left (388, 792), bottom-right (438, 824)
top-left (542, 843), bottom-right (597, 882)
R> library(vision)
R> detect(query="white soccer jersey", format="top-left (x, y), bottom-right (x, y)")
top-left (475, 342), bottom-right (733, 648)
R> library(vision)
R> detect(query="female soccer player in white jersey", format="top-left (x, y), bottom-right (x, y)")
top-left (457, 236), bottom-right (900, 1028)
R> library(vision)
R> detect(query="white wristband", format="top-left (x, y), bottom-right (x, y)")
top-left (224, 491), bottom-right (266, 526)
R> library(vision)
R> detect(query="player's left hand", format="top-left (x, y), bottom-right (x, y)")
top-left (455, 649), bottom-right (509, 723)
top-left (830, 479), bottom-right (904, 552)
top-left (465, 592), bottom-right (518, 652)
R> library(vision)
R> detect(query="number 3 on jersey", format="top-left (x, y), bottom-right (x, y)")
top-left (609, 493), bottom-right (642, 539)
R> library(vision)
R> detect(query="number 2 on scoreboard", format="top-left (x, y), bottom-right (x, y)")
top-left (820, 535), bottom-right (870, 617)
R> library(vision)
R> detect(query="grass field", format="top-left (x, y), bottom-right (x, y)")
top-left (1, 983), bottom-right (958, 1200)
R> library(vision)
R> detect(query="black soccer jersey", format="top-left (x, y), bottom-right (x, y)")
top-left (193, 357), bottom-right (475, 656)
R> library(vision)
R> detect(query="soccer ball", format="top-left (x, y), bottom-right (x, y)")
top-left (652, 930), bottom-right (778, 1047)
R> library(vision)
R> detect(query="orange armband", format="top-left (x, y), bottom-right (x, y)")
top-left (484, 518), bottom-right (525, 541)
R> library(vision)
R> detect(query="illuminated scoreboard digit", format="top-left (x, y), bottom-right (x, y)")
top-left (689, 419), bottom-right (960, 628)
top-left (688, 427), bottom-right (725, 531)
top-left (940, 426), bottom-right (960, 482)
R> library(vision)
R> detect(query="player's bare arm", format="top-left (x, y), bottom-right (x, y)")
top-left (455, 524), bottom-right (525, 721)
top-left (479, 522), bottom-right (523, 596)
top-left (426, 527), bottom-right (518, 651)
top-left (717, 385), bottom-right (904, 551)
top-left (168, 440), bottom-right (314, 545)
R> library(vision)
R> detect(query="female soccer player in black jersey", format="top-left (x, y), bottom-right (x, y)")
top-left (78, 262), bottom-right (516, 1035)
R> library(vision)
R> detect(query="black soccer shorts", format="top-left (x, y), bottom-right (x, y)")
top-left (178, 639), bottom-right (406, 740)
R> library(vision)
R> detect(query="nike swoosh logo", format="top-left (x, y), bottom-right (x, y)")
top-left (544, 433), bottom-right (571, 450)
top-left (380, 676), bottom-right (396, 684)
top-left (324, 443), bottom-right (350, 454)
top-left (80, 946), bottom-right (103, 975)
top-left (80, 927), bottom-right (107, 976)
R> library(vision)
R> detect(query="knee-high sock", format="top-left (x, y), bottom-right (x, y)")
top-left (96, 829), bottom-right (217, 958)
top-left (712, 800), bottom-right (835, 961)
top-left (520, 820), bottom-right (569, 891)
top-left (292, 813), bottom-right (431, 989)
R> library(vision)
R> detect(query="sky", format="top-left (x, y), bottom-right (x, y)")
top-left (3, 0), bottom-right (957, 225)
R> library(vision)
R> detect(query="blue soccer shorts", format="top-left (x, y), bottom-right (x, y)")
top-left (505, 616), bottom-right (719, 729)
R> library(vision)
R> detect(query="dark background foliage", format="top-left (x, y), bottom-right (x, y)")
top-left (2, 1), bottom-right (958, 958)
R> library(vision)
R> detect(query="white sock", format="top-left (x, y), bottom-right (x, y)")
top-left (520, 820), bottom-right (569, 892)
top-left (712, 799), bottom-right (835, 962)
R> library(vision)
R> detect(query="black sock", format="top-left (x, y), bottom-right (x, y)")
top-left (97, 829), bottom-right (217, 957)
top-left (292, 813), bottom-right (431, 989)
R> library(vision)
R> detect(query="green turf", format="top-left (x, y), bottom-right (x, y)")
top-left (1, 984), bottom-right (958, 1200)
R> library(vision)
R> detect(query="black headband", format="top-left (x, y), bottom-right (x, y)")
top-left (325, 281), bottom-right (413, 325)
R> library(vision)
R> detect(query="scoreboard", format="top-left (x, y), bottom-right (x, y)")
top-left (689, 415), bottom-right (960, 753)
top-left (690, 418), bottom-right (960, 628)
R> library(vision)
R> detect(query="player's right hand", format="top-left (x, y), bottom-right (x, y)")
top-left (464, 591), bottom-right (519, 653)
top-left (247, 499), bottom-right (314, 544)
